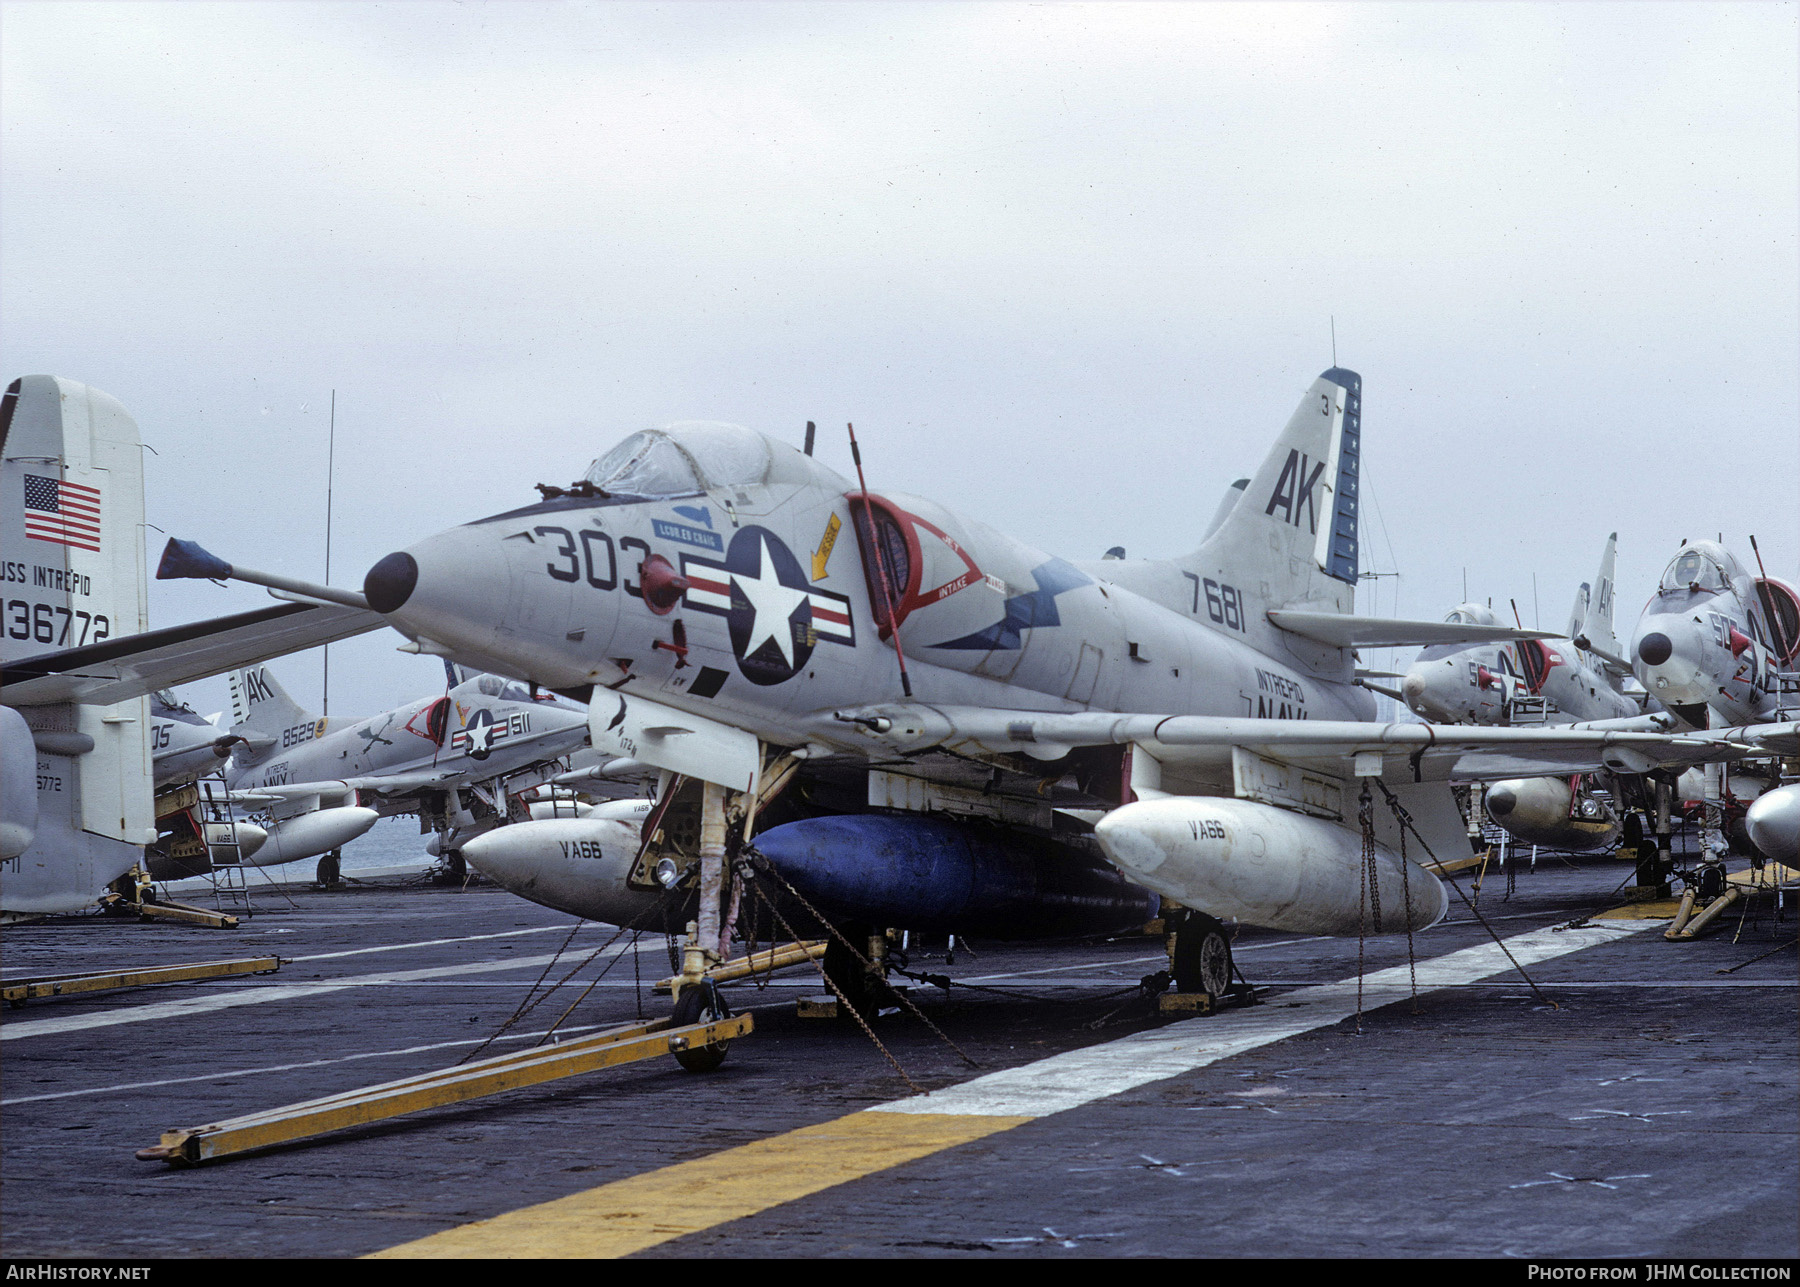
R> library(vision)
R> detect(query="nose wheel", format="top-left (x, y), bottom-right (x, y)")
top-left (670, 982), bottom-right (735, 1073)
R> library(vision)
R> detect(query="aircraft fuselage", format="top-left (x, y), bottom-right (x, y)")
top-left (1631, 542), bottom-right (1792, 728)
top-left (367, 446), bottom-right (1371, 750)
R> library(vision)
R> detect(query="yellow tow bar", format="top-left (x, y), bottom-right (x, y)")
top-left (656, 940), bottom-right (826, 994)
top-left (135, 1010), bottom-right (754, 1166)
top-left (3, 956), bottom-right (280, 1006)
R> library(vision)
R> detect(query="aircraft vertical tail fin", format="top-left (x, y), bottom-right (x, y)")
top-left (442, 659), bottom-right (477, 689)
top-left (2, 375), bottom-right (150, 665)
top-left (1184, 368), bottom-right (1361, 617)
top-left (1, 374), bottom-right (152, 912)
top-left (228, 665), bottom-right (315, 746)
top-left (1577, 533), bottom-right (1621, 659)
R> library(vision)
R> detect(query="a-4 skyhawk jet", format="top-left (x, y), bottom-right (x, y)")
top-left (1627, 539), bottom-right (1800, 865)
top-left (162, 370), bottom-right (1786, 1003)
top-left (209, 660), bottom-right (593, 884)
top-left (1630, 539), bottom-right (1800, 731)
top-left (1400, 534), bottom-right (1643, 729)
top-left (1396, 535), bottom-right (1651, 854)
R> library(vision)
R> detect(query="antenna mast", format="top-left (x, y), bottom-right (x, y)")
top-left (323, 389), bottom-right (336, 718)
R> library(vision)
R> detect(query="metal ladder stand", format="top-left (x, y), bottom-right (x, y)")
top-left (198, 771), bottom-right (256, 917)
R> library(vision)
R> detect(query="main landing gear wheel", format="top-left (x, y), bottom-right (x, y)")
top-left (431, 849), bottom-right (468, 886)
top-left (670, 984), bottom-right (733, 1074)
top-left (1171, 911), bottom-right (1234, 996)
top-left (315, 850), bottom-right (341, 887)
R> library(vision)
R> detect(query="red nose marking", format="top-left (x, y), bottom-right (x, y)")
top-left (640, 554), bottom-right (689, 616)
top-left (1728, 628), bottom-right (1751, 657)
top-left (1477, 666), bottom-right (1503, 691)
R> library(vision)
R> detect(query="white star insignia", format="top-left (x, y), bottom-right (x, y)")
top-left (733, 535), bottom-right (810, 667)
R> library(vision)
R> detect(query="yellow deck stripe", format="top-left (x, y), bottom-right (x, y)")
top-left (371, 921), bottom-right (1643, 1258)
top-left (367, 1110), bottom-right (1028, 1259)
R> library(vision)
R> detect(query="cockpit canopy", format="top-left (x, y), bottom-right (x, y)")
top-left (1443, 604), bottom-right (1499, 627)
top-left (152, 688), bottom-right (193, 713)
top-left (465, 674), bottom-right (535, 703)
top-left (583, 423), bottom-right (773, 499)
top-left (1659, 548), bottom-right (1728, 596)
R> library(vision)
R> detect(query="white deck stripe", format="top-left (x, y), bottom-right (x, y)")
top-left (288, 922), bottom-right (606, 962)
top-left (1, 942), bottom-right (646, 1042)
top-left (872, 922), bottom-right (1646, 1118)
top-left (0, 1022), bottom-right (620, 1106)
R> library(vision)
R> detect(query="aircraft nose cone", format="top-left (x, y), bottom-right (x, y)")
top-left (1637, 632), bottom-right (1672, 666)
top-left (1402, 673), bottom-right (1426, 701)
top-left (364, 552), bottom-right (418, 614)
top-left (1486, 785), bottom-right (1516, 818)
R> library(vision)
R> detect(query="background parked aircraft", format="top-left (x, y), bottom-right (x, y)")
top-left (2, 375), bottom-right (382, 917)
top-left (217, 661), bottom-right (591, 883)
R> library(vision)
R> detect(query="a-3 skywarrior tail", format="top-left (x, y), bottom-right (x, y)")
top-left (2, 376), bottom-right (154, 913)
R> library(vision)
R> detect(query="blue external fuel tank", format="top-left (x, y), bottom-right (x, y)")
top-left (751, 813), bottom-right (1158, 939)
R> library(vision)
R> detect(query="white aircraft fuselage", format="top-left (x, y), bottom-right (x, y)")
top-left (1631, 541), bottom-right (1798, 728)
top-left (363, 432), bottom-right (1371, 753)
top-left (221, 668), bottom-right (591, 869)
top-left (231, 675), bottom-right (589, 802)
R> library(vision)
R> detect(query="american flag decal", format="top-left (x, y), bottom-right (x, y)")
top-left (23, 474), bottom-right (102, 552)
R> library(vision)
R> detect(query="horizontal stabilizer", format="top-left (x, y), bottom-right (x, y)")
top-left (1267, 610), bottom-right (1557, 649)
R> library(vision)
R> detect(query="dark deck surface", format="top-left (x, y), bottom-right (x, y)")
top-left (3, 856), bottom-right (1795, 1259)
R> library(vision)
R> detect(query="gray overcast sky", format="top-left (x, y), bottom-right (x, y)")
top-left (4, 0), bottom-right (1795, 719)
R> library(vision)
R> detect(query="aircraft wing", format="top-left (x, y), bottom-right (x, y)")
top-left (231, 772), bottom-right (452, 804)
top-left (1697, 721), bottom-right (1800, 757)
top-left (2, 601), bottom-right (385, 707)
top-left (825, 703), bottom-right (1773, 785)
top-left (233, 754), bottom-right (592, 812)
top-left (1268, 610), bottom-right (1557, 648)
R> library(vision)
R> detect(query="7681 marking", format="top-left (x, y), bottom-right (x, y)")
top-left (1181, 574), bottom-right (1245, 631)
